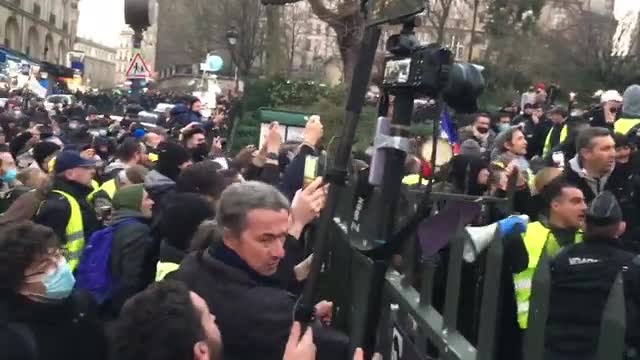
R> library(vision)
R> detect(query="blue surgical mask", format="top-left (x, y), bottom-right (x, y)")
top-left (2, 168), bottom-right (17, 183)
top-left (497, 123), bottom-right (511, 133)
top-left (42, 258), bottom-right (76, 300)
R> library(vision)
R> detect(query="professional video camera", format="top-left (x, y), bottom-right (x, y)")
top-left (379, 17), bottom-right (485, 113)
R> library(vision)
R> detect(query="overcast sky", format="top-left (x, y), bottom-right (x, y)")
top-left (77, 0), bottom-right (125, 47)
top-left (616, 0), bottom-right (640, 18)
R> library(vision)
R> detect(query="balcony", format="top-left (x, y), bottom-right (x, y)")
top-left (33, 4), bottom-right (41, 18)
top-left (49, 13), bottom-right (56, 26)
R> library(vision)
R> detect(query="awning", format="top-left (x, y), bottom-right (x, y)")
top-left (0, 46), bottom-right (38, 65)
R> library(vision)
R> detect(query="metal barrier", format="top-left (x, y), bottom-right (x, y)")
top-left (320, 186), bottom-right (628, 360)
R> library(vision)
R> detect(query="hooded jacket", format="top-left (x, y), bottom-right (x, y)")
top-left (170, 104), bottom-right (201, 127)
top-left (144, 169), bottom-right (176, 209)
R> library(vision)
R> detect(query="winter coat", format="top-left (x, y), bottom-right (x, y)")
top-left (457, 125), bottom-right (496, 154)
top-left (170, 245), bottom-right (350, 360)
top-left (170, 104), bottom-right (201, 127)
top-left (33, 178), bottom-right (101, 244)
top-left (102, 209), bottom-right (154, 317)
top-left (2, 291), bottom-right (109, 360)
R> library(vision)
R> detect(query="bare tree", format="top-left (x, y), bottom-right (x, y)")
top-left (185, 0), bottom-right (266, 77)
top-left (425, 0), bottom-right (470, 44)
top-left (263, 0), bottom-right (364, 84)
top-left (282, 4), bottom-right (307, 75)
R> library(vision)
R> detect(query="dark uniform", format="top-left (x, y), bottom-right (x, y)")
top-left (545, 192), bottom-right (640, 360)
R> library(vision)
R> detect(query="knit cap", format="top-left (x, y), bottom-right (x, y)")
top-left (112, 184), bottom-right (145, 211)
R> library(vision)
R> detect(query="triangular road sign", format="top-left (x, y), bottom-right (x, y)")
top-left (126, 53), bottom-right (151, 79)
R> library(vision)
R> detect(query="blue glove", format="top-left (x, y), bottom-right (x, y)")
top-left (497, 215), bottom-right (529, 236)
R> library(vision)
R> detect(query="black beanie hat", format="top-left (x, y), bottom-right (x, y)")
top-left (33, 141), bottom-right (61, 168)
top-left (156, 141), bottom-right (191, 181)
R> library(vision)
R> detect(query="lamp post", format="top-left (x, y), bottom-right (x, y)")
top-left (225, 26), bottom-right (239, 93)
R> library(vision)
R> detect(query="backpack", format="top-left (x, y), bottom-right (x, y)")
top-left (74, 219), bottom-right (137, 304)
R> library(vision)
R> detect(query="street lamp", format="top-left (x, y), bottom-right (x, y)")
top-left (226, 27), bottom-right (239, 47)
top-left (225, 26), bottom-right (240, 93)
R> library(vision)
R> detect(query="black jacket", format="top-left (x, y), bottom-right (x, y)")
top-left (2, 291), bottom-right (108, 360)
top-left (33, 178), bottom-right (101, 244)
top-left (545, 239), bottom-right (640, 357)
top-left (102, 210), bottom-right (155, 318)
top-left (170, 245), bottom-right (350, 360)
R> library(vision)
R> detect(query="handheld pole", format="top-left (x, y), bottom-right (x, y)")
top-left (296, 25), bottom-right (382, 321)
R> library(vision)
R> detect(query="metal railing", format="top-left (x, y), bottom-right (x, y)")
top-left (322, 184), bottom-right (628, 360)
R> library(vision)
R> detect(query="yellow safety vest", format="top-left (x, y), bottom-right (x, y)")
top-left (52, 190), bottom-right (86, 271)
top-left (513, 221), bottom-right (582, 329)
top-left (87, 179), bottom-right (117, 202)
top-left (614, 118), bottom-right (640, 135)
top-left (148, 152), bottom-right (159, 163)
top-left (543, 124), bottom-right (568, 157)
top-left (402, 174), bottom-right (428, 186)
top-left (155, 261), bottom-right (179, 281)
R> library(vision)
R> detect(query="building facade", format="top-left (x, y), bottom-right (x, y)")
top-left (73, 37), bottom-right (116, 89)
top-left (0, 0), bottom-right (79, 64)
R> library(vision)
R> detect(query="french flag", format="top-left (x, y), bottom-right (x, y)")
top-left (440, 107), bottom-right (459, 154)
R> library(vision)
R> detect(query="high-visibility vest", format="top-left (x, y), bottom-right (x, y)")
top-left (87, 179), bottom-right (117, 202)
top-left (155, 261), bottom-right (179, 281)
top-left (402, 174), bottom-right (428, 186)
top-left (513, 221), bottom-right (582, 329)
top-left (148, 152), bottom-right (159, 163)
top-left (91, 180), bottom-right (99, 191)
top-left (543, 124), bottom-right (568, 157)
top-left (614, 118), bottom-right (640, 135)
top-left (52, 190), bottom-right (86, 271)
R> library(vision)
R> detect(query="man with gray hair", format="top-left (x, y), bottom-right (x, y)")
top-left (170, 180), bottom-right (349, 360)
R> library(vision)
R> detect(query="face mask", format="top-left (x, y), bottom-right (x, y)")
top-left (194, 143), bottom-right (209, 157)
top-left (2, 168), bottom-right (16, 183)
top-left (42, 258), bottom-right (76, 300)
top-left (497, 123), bottom-right (511, 133)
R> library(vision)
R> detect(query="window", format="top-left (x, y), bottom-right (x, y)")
top-left (49, 13), bottom-right (56, 26)
top-left (304, 39), bottom-right (311, 51)
top-left (33, 3), bottom-right (41, 17)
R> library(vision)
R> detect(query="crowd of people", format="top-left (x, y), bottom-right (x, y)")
top-left (2, 80), bottom-right (640, 360)
top-left (395, 84), bottom-right (640, 360)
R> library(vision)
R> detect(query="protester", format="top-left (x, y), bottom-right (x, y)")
top-left (545, 192), bottom-right (640, 359)
top-left (457, 113), bottom-right (496, 154)
top-left (155, 192), bottom-right (215, 281)
top-left (170, 181), bottom-right (348, 360)
top-left (176, 160), bottom-right (228, 204)
top-left (110, 280), bottom-right (223, 360)
top-left (1, 221), bottom-right (108, 360)
top-left (144, 141), bottom-right (192, 208)
top-left (513, 179), bottom-right (585, 332)
top-left (543, 107), bottom-right (568, 157)
top-left (280, 115), bottom-right (324, 200)
top-left (182, 126), bottom-right (208, 162)
top-left (589, 89), bottom-right (622, 129)
top-left (103, 137), bottom-right (145, 179)
top-left (33, 151), bottom-right (100, 270)
top-left (31, 141), bottom-right (61, 174)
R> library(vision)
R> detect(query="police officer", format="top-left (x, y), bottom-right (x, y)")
top-left (545, 191), bottom-right (640, 360)
top-left (34, 151), bottom-right (101, 270)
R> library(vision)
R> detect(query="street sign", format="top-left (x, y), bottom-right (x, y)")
top-left (126, 53), bottom-right (151, 79)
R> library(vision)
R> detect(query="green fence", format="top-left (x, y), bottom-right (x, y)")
top-left (320, 184), bottom-right (628, 359)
